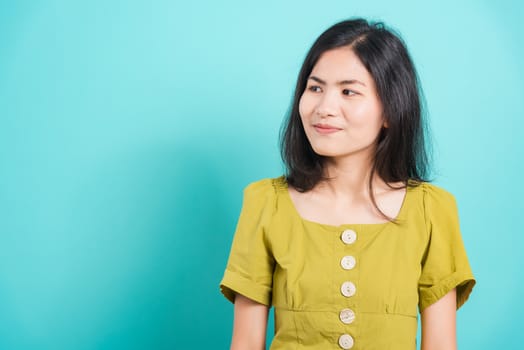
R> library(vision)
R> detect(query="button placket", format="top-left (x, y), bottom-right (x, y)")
top-left (338, 229), bottom-right (357, 348)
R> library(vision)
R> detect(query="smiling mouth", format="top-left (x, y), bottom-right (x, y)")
top-left (313, 124), bottom-right (342, 134)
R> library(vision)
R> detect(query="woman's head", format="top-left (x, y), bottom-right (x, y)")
top-left (281, 18), bottom-right (431, 198)
top-left (298, 46), bottom-right (385, 164)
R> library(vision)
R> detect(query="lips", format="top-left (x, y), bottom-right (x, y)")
top-left (313, 123), bottom-right (342, 134)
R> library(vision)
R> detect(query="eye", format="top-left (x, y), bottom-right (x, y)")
top-left (308, 85), bottom-right (322, 93)
top-left (342, 89), bottom-right (357, 96)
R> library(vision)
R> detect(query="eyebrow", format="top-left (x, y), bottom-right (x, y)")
top-left (308, 75), bottom-right (366, 87)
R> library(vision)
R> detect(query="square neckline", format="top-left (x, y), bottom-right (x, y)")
top-left (277, 176), bottom-right (415, 230)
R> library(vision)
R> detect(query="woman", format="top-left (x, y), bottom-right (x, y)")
top-left (219, 18), bottom-right (475, 350)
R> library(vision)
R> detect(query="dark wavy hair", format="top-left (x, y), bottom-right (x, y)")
top-left (280, 18), bottom-right (432, 222)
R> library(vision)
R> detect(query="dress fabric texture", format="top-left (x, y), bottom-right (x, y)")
top-left (219, 176), bottom-right (476, 350)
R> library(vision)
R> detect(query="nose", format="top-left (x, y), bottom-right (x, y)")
top-left (314, 90), bottom-right (338, 118)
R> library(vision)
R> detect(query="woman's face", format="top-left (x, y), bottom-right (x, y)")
top-left (299, 47), bottom-right (385, 161)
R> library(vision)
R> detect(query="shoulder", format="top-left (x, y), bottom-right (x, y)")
top-left (417, 181), bottom-right (457, 208)
top-left (243, 175), bottom-right (286, 198)
top-left (236, 176), bottom-right (289, 231)
top-left (414, 182), bottom-right (460, 229)
top-left (418, 182), bottom-right (455, 203)
top-left (240, 176), bottom-right (287, 214)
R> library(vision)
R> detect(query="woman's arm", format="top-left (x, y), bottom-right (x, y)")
top-left (230, 293), bottom-right (269, 350)
top-left (421, 288), bottom-right (457, 350)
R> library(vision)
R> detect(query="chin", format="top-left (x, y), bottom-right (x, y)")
top-left (310, 145), bottom-right (343, 157)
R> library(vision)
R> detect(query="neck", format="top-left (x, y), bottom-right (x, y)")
top-left (321, 153), bottom-right (383, 198)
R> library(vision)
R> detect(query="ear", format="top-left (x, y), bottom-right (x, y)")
top-left (383, 120), bottom-right (389, 128)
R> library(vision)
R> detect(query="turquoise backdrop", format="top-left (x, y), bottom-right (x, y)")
top-left (1, 0), bottom-right (523, 349)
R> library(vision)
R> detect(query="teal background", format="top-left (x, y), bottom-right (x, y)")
top-left (1, 0), bottom-right (522, 349)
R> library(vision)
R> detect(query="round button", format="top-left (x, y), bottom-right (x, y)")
top-left (340, 281), bottom-right (356, 297)
top-left (341, 229), bottom-right (357, 244)
top-left (339, 308), bottom-right (355, 324)
top-left (340, 255), bottom-right (356, 270)
top-left (338, 334), bottom-right (354, 349)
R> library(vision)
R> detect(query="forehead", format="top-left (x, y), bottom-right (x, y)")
top-left (310, 47), bottom-right (373, 85)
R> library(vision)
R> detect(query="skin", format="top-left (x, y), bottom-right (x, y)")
top-left (230, 47), bottom-right (457, 350)
top-left (230, 294), bottom-right (269, 350)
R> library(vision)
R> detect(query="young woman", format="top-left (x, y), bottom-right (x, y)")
top-left (219, 18), bottom-right (475, 350)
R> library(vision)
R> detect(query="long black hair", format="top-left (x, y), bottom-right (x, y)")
top-left (280, 18), bottom-right (432, 222)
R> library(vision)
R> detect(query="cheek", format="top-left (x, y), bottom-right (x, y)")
top-left (298, 93), bottom-right (312, 121)
top-left (347, 101), bottom-right (383, 128)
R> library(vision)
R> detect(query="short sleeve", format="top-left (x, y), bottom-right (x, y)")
top-left (418, 184), bottom-right (476, 312)
top-left (219, 179), bottom-right (276, 306)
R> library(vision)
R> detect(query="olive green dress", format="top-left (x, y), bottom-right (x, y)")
top-left (219, 176), bottom-right (475, 350)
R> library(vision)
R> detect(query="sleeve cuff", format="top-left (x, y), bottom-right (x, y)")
top-left (419, 271), bottom-right (476, 312)
top-left (219, 269), bottom-right (272, 306)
